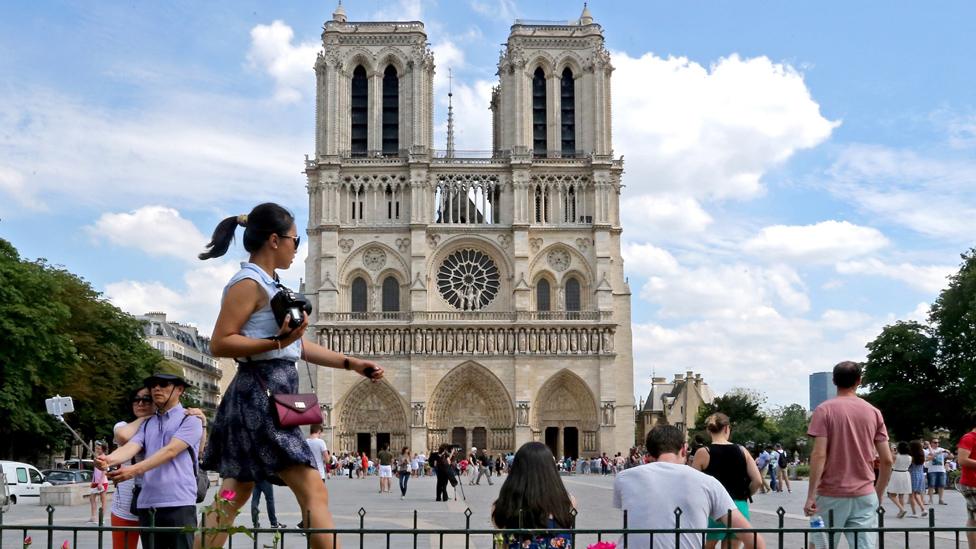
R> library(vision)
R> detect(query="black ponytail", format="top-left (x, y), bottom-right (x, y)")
top-left (199, 202), bottom-right (295, 260)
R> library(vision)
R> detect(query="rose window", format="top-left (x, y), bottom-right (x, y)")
top-left (437, 249), bottom-right (500, 310)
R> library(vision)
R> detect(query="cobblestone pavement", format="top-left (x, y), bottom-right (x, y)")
top-left (1, 473), bottom-right (970, 548)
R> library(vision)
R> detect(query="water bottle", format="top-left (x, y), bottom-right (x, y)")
top-left (809, 515), bottom-right (828, 549)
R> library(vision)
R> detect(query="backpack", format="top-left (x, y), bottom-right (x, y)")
top-left (777, 450), bottom-right (788, 469)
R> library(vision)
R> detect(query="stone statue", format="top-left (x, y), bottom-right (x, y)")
top-left (517, 330), bottom-right (527, 352)
top-left (516, 402), bottom-right (530, 426)
top-left (559, 330), bottom-right (568, 353)
top-left (477, 330), bottom-right (486, 352)
top-left (602, 329), bottom-right (613, 352)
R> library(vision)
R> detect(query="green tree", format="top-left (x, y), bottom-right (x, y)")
top-left (693, 389), bottom-right (776, 453)
top-left (929, 248), bottom-right (976, 431)
top-left (769, 403), bottom-right (810, 458)
top-left (0, 239), bottom-right (163, 461)
top-left (862, 320), bottom-right (946, 440)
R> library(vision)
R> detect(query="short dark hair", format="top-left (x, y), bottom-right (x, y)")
top-left (644, 425), bottom-right (685, 458)
top-left (309, 424), bottom-right (323, 434)
top-left (832, 361), bottom-right (862, 389)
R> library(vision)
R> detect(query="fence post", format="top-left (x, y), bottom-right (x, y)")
top-left (97, 506), bottom-right (104, 549)
top-left (619, 508), bottom-right (626, 547)
top-left (928, 508), bottom-right (935, 549)
top-left (776, 507), bottom-right (786, 549)
top-left (358, 507), bottom-right (366, 549)
top-left (877, 505), bottom-right (885, 549)
top-left (673, 507), bottom-right (682, 549)
top-left (827, 508), bottom-right (835, 549)
top-left (413, 509), bottom-right (418, 549)
top-left (46, 504), bottom-right (54, 549)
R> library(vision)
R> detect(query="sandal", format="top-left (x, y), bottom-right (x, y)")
top-left (897, 510), bottom-right (907, 519)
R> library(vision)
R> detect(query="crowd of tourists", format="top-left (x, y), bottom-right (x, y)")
top-left (80, 203), bottom-right (976, 549)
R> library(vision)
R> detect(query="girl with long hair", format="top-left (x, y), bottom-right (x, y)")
top-left (886, 441), bottom-right (913, 518)
top-left (491, 442), bottom-right (575, 548)
top-left (197, 203), bottom-right (384, 549)
top-left (692, 413), bottom-right (763, 549)
top-left (908, 440), bottom-right (928, 517)
top-left (397, 446), bottom-right (411, 499)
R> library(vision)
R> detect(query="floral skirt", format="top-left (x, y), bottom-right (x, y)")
top-left (201, 358), bottom-right (315, 485)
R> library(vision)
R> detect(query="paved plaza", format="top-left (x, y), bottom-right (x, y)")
top-left (1, 473), bottom-right (971, 548)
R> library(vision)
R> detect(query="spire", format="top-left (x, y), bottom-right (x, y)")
top-left (332, 0), bottom-right (347, 23)
top-left (579, 2), bottom-right (593, 25)
top-left (446, 68), bottom-right (456, 158)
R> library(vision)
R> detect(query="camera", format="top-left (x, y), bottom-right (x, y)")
top-left (270, 285), bottom-right (313, 329)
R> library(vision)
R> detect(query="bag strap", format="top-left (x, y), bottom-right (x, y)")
top-left (176, 415), bottom-right (202, 477)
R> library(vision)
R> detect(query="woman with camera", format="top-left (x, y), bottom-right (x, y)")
top-left (198, 203), bottom-right (384, 549)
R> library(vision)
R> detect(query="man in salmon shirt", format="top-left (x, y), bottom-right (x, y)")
top-left (804, 361), bottom-right (893, 549)
top-left (956, 412), bottom-right (976, 549)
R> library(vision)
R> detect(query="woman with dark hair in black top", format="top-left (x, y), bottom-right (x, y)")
top-left (693, 413), bottom-right (763, 549)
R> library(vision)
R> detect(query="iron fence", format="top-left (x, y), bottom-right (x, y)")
top-left (2, 505), bottom-right (975, 548)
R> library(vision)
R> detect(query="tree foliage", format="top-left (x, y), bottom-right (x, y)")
top-left (0, 239), bottom-right (163, 462)
top-left (863, 248), bottom-right (976, 442)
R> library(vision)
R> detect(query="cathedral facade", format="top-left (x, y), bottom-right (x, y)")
top-left (302, 4), bottom-right (634, 458)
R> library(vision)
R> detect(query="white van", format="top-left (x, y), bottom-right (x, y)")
top-left (0, 461), bottom-right (50, 504)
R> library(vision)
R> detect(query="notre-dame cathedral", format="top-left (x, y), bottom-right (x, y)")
top-left (302, 3), bottom-right (634, 458)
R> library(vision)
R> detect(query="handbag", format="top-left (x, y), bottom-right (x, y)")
top-left (253, 366), bottom-right (323, 428)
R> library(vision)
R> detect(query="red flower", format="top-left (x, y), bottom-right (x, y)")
top-left (587, 542), bottom-right (616, 549)
top-left (23, 535), bottom-right (32, 547)
top-left (61, 541), bottom-right (70, 549)
top-left (219, 489), bottom-right (236, 501)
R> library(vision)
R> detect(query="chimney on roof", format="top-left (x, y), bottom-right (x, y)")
top-left (673, 373), bottom-right (684, 383)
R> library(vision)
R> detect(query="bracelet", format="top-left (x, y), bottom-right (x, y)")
top-left (343, 357), bottom-right (350, 370)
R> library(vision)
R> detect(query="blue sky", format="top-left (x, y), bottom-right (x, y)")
top-left (2, 1), bottom-right (974, 407)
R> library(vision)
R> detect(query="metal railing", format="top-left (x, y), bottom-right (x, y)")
top-left (3, 505), bottom-right (974, 549)
top-left (321, 311), bottom-right (610, 323)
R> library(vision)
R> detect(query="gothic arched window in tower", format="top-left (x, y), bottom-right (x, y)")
top-left (382, 275), bottom-right (400, 312)
top-left (532, 67), bottom-right (547, 158)
top-left (560, 67), bottom-right (575, 157)
top-left (351, 276), bottom-right (368, 315)
top-left (534, 184), bottom-right (550, 224)
top-left (564, 185), bottom-right (577, 223)
top-left (437, 249), bottom-right (501, 310)
top-left (385, 184), bottom-right (400, 221)
top-left (536, 279), bottom-right (551, 312)
top-left (565, 277), bottom-right (582, 315)
top-left (351, 65), bottom-right (368, 157)
top-left (382, 65), bottom-right (399, 156)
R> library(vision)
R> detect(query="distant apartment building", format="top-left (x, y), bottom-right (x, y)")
top-left (637, 371), bottom-right (715, 444)
top-left (808, 371), bottom-right (837, 411)
top-left (138, 312), bottom-right (222, 415)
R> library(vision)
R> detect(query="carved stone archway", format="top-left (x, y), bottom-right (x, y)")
top-left (427, 361), bottom-right (515, 453)
top-left (532, 369), bottom-right (599, 458)
top-left (336, 380), bottom-right (409, 458)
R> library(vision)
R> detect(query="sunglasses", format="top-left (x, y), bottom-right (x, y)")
top-left (278, 234), bottom-right (300, 248)
top-left (132, 396), bottom-right (153, 404)
top-left (147, 381), bottom-right (174, 389)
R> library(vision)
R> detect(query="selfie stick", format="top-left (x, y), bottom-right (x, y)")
top-left (47, 395), bottom-right (96, 457)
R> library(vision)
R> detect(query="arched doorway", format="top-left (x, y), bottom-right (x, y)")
top-left (427, 361), bottom-right (515, 453)
top-left (533, 369), bottom-right (599, 459)
top-left (336, 380), bottom-right (409, 458)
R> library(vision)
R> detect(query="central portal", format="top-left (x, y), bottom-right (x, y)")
top-left (427, 361), bottom-right (516, 453)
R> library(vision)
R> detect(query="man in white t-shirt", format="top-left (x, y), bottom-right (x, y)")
top-left (613, 425), bottom-right (765, 549)
top-left (927, 437), bottom-right (954, 506)
top-left (305, 424), bottom-right (329, 482)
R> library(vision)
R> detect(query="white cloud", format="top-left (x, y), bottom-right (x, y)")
top-left (613, 52), bottom-right (839, 201)
top-left (87, 206), bottom-right (207, 263)
top-left (825, 144), bottom-right (976, 241)
top-left (247, 21), bottom-right (320, 103)
top-left (620, 194), bottom-right (713, 238)
top-left (743, 220), bottom-right (888, 263)
top-left (621, 242), bottom-right (680, 277)
top-left (0, 89), bottom-right (306, 215)
top-left (430, 39), bottom-right (494, 151)
top-left (835, 258), bottom-right (954, 294)
top-left (469, 0), bottom-right (517, 21)
top-left (0, 165), bottom-right (45, 211)
top-left (640, 261), bottom-right (810, 318)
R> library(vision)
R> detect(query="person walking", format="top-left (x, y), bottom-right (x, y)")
top-left (804, 361), bottom-right (893, 549)
top-left (955, 412), bottom-right (976, 549)
top-left (88, 442), bottom-right (109, 524)
top-left (774, 444), bottom-right (791, 493)
top-left (306, 424), bottom-right (329, 483)
top-left (908, 440), bottom-right (928, 517)
top-left (471, 450), bottom-right (494, 486)
top-left (927, 437), bottom-right (953, 506)
top-left (692, 413), bottom-right (764, 549)
top-left (250, 480), bottom-right (284, 529)
top-left (431, 445), bottom-right (453, 502)
top-left (492, 442), bottom-right (576, 549)
top-left (98, 373), bottom-right (205, 549)
top-left (196, 203), bottom-right (384, 549)
top-left (377, 445), bottom-right (394, 493)
top-left (396, 447), bottom-right (411, 499)
top-left (886, 441), bottom-right (912, 519)
top-left (755, 450), bottom-right (771, 494)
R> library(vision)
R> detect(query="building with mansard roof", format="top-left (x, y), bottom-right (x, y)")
top-left (138, 312), bottom-right (223, 415)
top-left (302, 4), bottom-right (634, 458)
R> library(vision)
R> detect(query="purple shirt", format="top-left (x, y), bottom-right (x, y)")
top-left (130, 404), bottom-right (203, 508)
